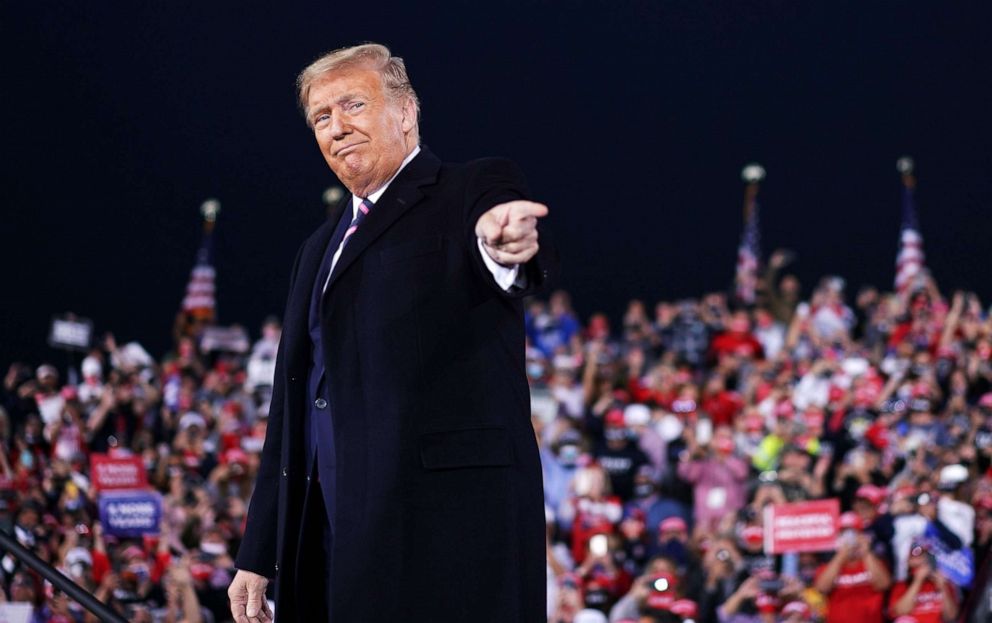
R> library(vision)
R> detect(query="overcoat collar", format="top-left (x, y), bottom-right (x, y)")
top-left (322, 146), bottom-right (441, 295)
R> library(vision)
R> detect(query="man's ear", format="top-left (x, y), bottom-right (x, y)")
top-left (401, 97), bottom-right (417, 134)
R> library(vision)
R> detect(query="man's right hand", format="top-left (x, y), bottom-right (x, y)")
top-left (228, 569), bottom-right (273, 623)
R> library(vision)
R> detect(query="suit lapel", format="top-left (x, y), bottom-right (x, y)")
top-left (323, 147), bottom-right (441, 294)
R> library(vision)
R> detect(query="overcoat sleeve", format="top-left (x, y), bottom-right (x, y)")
top-left (464, 158), bottom-right (559, 298)
top-left (234, 242), bottom-right (305, 578)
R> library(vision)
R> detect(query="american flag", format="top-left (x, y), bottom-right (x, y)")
top-left (894, 158), bottom-right (926, 297)
top-left (182, 249), bottom-right (216, 319)
top-left (182, 200), bottom-right (220, 320)
top-left (735, 202), bottom-right (761, 304)
top-left (735, 165), bottom-right (764, 305)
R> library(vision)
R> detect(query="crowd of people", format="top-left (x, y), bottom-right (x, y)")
top-left (1, 249), bottom-right (990, 622)
top-left (535, 252), bottom-right (991, 623)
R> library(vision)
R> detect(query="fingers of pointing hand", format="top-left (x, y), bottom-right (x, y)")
top-left (491, 232), bottom-right (538, 255)
top-left (475, 212), bottom-right (504, 245)
top-left (501, 220), bottom-right (538, 243)
top-left (505, 201), bottom-right (549, 221)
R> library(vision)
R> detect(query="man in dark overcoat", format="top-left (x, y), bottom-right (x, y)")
top-left (228, 42), bottom-right (557, 623)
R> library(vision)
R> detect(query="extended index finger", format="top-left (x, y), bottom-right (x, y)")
top-left (506, 201), bottom-right (549, 221)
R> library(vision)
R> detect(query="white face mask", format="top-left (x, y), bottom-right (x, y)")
top-left (200, 541), bottom-right (227, 556)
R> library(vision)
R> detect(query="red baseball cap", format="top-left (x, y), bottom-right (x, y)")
top-left (741, 525), bottom-right (764, 545)
top-left (645, 592), bottom-right (674, 610)
top-left (855, 484), bottom-right (886, 505)
top-left (659, 516), bottom-right (688, 534)
top-left (713, 437), bottom-right (735, 454)
top-left (670, 599), bottom-right (698, 618)
top-left (782, 601), bottom-right (811, 618)
top-left (756, 593), bottom-right (779, 613)
top-left (839, 511), bottom-right (863, 530)
top-left (605, 408), bottom-right (626, 428)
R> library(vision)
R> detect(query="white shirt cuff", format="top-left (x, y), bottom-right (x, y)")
top-left (477, 237), bottom-right (524, 291)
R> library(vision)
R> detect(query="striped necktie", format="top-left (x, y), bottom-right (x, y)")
top-left (324, 197), bottom-right (373, 292)
top-left (343, 197), bottom-right (373, 247)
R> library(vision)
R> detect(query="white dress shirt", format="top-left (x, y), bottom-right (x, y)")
top-left (324, 145), bottom-right (522, 292)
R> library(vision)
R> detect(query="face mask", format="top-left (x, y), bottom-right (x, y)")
top-left (20, 451), bottom-right (33, 469)
top-left (634, 483), bottom-right (654, 498)
top-left (557, 445), bottom-right (579, 467)
top-left (200, 541), bottom-right (227, 556)
top-left (526, 363), bottom-right (544, 379)
top-left (658, 539), bottom-right (687, 564)
top-left (605, 428), bottom-right (627, 442)
top-left (128, 563), bottom-right (150, 583)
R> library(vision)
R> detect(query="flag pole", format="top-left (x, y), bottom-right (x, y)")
top-left (735, 163), bottom-right (765, 306)
top-left (894, 156), bottom-right (926, 301)
top-left (177, 199), bottom-right (221, 341)
top-left (741, 163), bottom-right (765, 218)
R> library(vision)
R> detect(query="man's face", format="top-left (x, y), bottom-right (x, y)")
top-left (307, 66), bottom-right (416, 197)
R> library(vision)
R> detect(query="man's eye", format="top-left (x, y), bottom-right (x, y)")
top-left (314, 113), bottom-right (331, 126)
top-left (349, 101), bottom-right (365, 112)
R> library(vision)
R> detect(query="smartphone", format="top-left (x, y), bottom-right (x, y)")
top-left (589, 534), bottom-right (608, 557)
top-left (696, 418), bottom-right (713, 446)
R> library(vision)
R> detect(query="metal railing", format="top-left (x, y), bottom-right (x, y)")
top-left (0, 529), bottom-right (127, 623)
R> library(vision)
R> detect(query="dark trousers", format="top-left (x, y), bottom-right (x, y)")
top-left (293, 463), bottom-right (334, 622)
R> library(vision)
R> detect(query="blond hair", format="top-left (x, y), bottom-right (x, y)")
top-left (296, 43), bottom-right (420, 127)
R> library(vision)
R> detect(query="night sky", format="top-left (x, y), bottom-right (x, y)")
top-left (3, 2), bottom-right (991, 367)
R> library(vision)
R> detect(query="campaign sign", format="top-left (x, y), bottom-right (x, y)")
top-left (99, 490), bottom-right (162, 537)
top-left (764, 498), bottom-right (840, 554)
top-left (0, 603), bottom-right (33, 623)
top-left (91, 454), bottom-right (147, 490)
top-left (922, 526), bottom-right (974, 587)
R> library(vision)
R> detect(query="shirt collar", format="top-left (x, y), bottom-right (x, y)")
top-left (351, 145), bottom-right (421, 214)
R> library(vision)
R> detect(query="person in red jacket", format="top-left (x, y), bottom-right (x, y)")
top-left (888, 541), bottom-right (958, 623)
top-left (813, 512), bottom-right (892, 623)
top-left (709, 311), bottom-right (765, 363)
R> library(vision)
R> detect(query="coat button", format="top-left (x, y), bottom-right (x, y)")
top-left (281, 467), bottom-right (288, 477)
top-left (274, 563), bottom-right (279, 572)
top-left (290, 375), bottom-right (298, 382)
top-left (314, 398), bottom-right (328, 409)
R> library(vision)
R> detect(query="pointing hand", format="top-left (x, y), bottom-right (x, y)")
top-left (475, 200), bottom-right (548, 266)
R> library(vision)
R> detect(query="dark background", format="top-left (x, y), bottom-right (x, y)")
top-left (2, 2), bottom-right (991, 367)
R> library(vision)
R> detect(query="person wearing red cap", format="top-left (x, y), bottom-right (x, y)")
top-left (780, 600), bottom-right (811, 622)
top-left (709, 311), bottom-right (765, 363)
top-left (594, 408), bottom-right (650, 501)
top-left (813, 512), bottom-right (891, 623)
top-left (563, 463), bottom-right (624, 565)
top-left (887, 541), bottom-right (958, 623)
top-left (677, 426), bottom-right (748, 535)
top-left (607, 556), bottom-right (680, 622)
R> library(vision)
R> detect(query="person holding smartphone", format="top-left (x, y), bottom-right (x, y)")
top-left (813, 512), bottom-right (891, 623)
top-left (888, 541), bottom-right (958, 623)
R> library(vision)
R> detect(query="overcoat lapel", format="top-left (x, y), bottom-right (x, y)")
top-left (282, 195), bottom-right (349, 370)
top-left (322, 148), bottom-right (441, 295)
